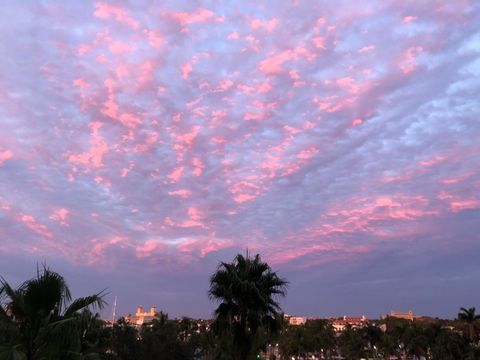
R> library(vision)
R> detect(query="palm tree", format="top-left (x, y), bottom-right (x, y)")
top-left (0, 265), bottom-right (105, 360)
top-left (458, 307), bottom-right (480, 343)
top-left (208, 253), bottom-right (288, 360)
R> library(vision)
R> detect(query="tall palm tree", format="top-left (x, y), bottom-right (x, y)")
top-left (208, 253), bottom-right (288, 360)
top-left (458, 307), bottom-right (480, 343)
top-left (0, 266), bottom-right (105, 360)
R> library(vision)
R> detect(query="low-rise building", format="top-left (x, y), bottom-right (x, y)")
top-left (332, 316), bottom-right (368, 332)
top-left (285, 315), bottom-right (307, 326)
top-left (389, 310), bottom-right (421, 321)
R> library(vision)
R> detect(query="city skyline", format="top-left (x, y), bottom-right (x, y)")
top-left (0, 1), bottom-right (479, 319)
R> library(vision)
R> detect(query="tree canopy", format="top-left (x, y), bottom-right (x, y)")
top-left (208, 253), bottom-right (288, 360)
top-left (0, 266), bottom-right (105, 360)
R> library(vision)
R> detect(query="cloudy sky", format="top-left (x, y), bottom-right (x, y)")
top-left (0, 0), bottom-right (479, 319)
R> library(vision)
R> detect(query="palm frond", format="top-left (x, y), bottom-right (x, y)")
top-left (1, 266), bottom-right (107, 360)
top-left (64, 292), bottom-right (107, 317)
top-left (0, 345), bottom-right (27, 360)
top-left (20, 267), bottom-right (72, 318)
top-left (0, 279), bottom-right (26, 321)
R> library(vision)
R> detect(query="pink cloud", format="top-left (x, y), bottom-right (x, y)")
top-left (313, 95), bottom-right (357, 113)
top-left (437, 191), bottom-right (454, 201)
top-left (181, 62), bottom-right (193, 80)
top-left (0, 150), bottom-right (13, 166)
top-left (165, 210), bottom-right (206, 228)
top-left (108, 40), bottom-right (135, 54)
top-left (178, 237), bottom-right (233, 257)
top-left (438, 191), bottom-right (480, 213)
top-left (169, 8), bottom-right (223, 31)
top-left (418, 155), bottom-right (446, 167)
top-left (257, 80), bottom-right (272, 93)
top-left (118, 113), bottom-right (142, 128)
top-left (94, 2), bottom-right (140, 29)
top-left (94, 175), bottom-right (112, 187)
top-left (134, 132), bottom-right (158, 152)
top-left (191, 158), bottom-right (204, 176)
top-left (259, 51), bottom-right (293, 75)
top-left (269, 242), bottom-right (369, 265)
top-left (73, 78), bottom-right (88, 89)
top-left (77, 44), bottom-right (92, 56)
top-left (398, 46), bottom-right (423, 74)
top-left (67, 122), bottom-right (109, 171)
top-left (49, 208), bottom-right (70, 226)
top-left (403, 16), bottom-right (417, 24)
top-left (187, 207), bottom-right (203, 221)
top-left (0, 198), bottom-right (11, 212)
top-left (352, 118), bottom-right (363, 126)
top-left (102, 78), bottom-right (118, 118)
top-left (168, 189), bottom-right (191, 198)
top-left (322, 194), bottom-right (438, 235)
top-left (244, 112), bottom-right (263, 121)
top-left (173, 126), bottom-right (200, 146)
top-left (218, 79), bottom-right (234, 91)
top-left (135, 240), bottom-right (167, 259)
top-left (144, 29), bottom-right (163, 49)
top-left (336, 77), bottom-right (357, 91)
top-left (86, 241), bottom-right (108, 264)
top-left (230, 181), bottom-right (262, 203)
top-left (115, 63), bottom-right (129, 78)
top-left (440, 172), bottom-right (473, 185)
top-left (249, 18), bottom-right (279, 32)
top-left (297, 147), bottom-right (319, 160)
top-left (450, 200), bottom-right (480, 212)
top-left (18, 214), bottom-right (53, 239)
top-left (96, 54), bottom-right (108, 63)
top-left (359, 45), bottom-right (375, 53)
top-left (312, 36), bottom-right (326, 49)
top-left (441, 178), bottom-right (459, 185)
top-left (227, 31), bottom-right (239, 40)
top-left (168, 166), bottom-right (184, 182)
top-left (86, 236), bottom-right (136, 265)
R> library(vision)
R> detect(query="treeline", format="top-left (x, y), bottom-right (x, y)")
top-left (4, 308), bottom-right (478, 359)
top-left (89, 313), bottom-right (214, 359)
top-left (277, 316), bottom-right (480, 359)
top-left (1, 259), bottom-right (480, 359)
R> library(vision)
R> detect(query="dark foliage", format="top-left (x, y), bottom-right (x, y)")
top-left (208, 253), bottom-right (288, 360)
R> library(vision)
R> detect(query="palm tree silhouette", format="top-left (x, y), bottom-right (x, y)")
top-left (209, 253), bottom-right (287, 360)
top-left (0, 265), bottom-right (105, 360)
top-left (458, 307), bottom-right (480, 343)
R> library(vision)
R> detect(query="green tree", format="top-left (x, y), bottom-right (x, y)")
top-left (378, 317), bottom-right (411, 359)
top-left (278, 325), bottom-right (308, 359)
top-left (402, 322), bottom-right (429, 359)
top-left (74, 310), bottom-right (110, 358)
top-left (458, 307), bottom-right (480, 343)
top-left (0, 266), bottom-right (105, 360)
top-left (138, 316), bottom-right (190, 360)
top-left (208, 253), bottom-right (288, 360)
top-left (104, 318), bottom-right (140, 360)
top-left (361, 324), bottom-right (383, 359)
top-left (429, 327), bottom-right (466, 360)
top-left (338, 326), bottom-right (368, 360)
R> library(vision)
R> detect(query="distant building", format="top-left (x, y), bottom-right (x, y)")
top-left (285, 315), bottom-right (307, 326)
top-left (332, 316), bottom-right (368, 332)
top-left (125, 305), bottom-right (159, 326)
top-left (389, 310), bottom-right (421, 321)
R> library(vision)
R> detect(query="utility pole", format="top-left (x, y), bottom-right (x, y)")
top-left (112, 296), bottom-right (117, 323)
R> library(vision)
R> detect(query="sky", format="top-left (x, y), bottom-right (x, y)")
top-left (0, 0), bottom-right (479, 320)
